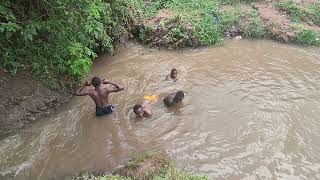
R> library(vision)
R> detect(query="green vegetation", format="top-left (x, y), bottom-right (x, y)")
top-left (70, 153), bottom-right (208, 180)
top-left (0, 0), bottom-right (137, 89)
top-left (218, 10), bottom-right (241, 32)
top-left (220, 0), bottom-right (255, 5)
top-left (275, 1), bottom-right (320, 25)
top-left (139, 0), bottom-right (223, 47)
top-left (1, 0), bottom-right (320, 88)
top-left (293, 29), bottom-right (320, 46)
top-left (243, 10), bottom-right (266, 39)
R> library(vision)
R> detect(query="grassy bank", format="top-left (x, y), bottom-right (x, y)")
top-left (138, 0), bottom-right (320, 48)
top-left (1, 0), bottom-right (319, 89)
top-left (70, 153), bottom-right (208, 180)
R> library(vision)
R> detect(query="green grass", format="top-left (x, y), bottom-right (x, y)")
top-left (70, 173), bottom-right (129, 180)
top-left (218, 10), bottom-right (241, 32)
top-left (275, 1), bottom-right (320, 25)
top-left (70, 152), bottom-right (209, 180)
top-left (243, 10), bottom-right (266, 38)
top-left (219, 0), bottom-right (255, 5)
top-left (154, 167), bottom-right (208, 180)
top-left (140, 0), bottom-right (223, 47)
top-left (293, 29), bottom-right (320, 46)
top-left (306, 4), bottom-right (320, 26)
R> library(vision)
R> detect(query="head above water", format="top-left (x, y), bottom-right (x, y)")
top-left (173, 91), bottom-right (184, 103)
top-left (133, 104), bottom-right (144, 117)
top-left (91, 76), bottom-right (101, 88)
top-left (170, 68), bottom-right (177, 79)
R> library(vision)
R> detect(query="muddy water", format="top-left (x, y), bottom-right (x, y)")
top-left (1, 40), bottom-right (320, 180)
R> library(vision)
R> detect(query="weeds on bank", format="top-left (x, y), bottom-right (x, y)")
top-left (293, 29), bottom-right (320, 46)
top-left (71, 153), bottom-right (209, 180)
top-left (71, 173), bottom-right (129, 180)
top-left (220, 0), bottom-right (255, 5)
top-left (218, 8), bottom-right (241, 32)
top-left (154, 167), bottom-right (208, 180)
top-left (275, 1), bottom-right (320, 26)
top-left (141, 0), bottom-right (223, 46)
top-left (243, 10), bottom-right (266, 39)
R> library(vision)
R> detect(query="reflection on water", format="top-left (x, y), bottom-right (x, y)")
top-left (1, 40), bottom-right (320, 179)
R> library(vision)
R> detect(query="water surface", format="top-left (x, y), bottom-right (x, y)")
top-left (1, 40), bottom-right (320, 179)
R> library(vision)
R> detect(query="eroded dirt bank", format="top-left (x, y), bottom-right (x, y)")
top-left (0, 69), bottom-right (71, 139)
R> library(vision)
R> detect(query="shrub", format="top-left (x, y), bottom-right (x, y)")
top-left (0, 0), bottom-right (136, 89)
top-left (293, 29), bottom-right (320, 46)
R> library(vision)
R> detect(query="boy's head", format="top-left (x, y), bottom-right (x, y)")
top-left (133, 104), bottom-right (144, 117)
top-left (91, 76), bottom-right (101, 88)
top-left (173, 91), bottom-right (184, 103)
top-left (170, 68), bottom-right (178, 79)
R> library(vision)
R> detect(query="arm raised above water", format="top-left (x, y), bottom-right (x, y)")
top-left (102, 79), bottom-right (124, 93)
top-left (75, 81), bottom-right (91, 96)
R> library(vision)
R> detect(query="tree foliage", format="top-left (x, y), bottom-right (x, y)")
top-left (0, 0), bottom-right (134, 89)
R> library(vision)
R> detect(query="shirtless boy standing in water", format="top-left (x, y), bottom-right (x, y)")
top-left (75, 76), bottom-right (124, 116)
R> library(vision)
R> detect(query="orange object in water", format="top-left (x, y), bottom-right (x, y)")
top-left (143, 95), bottom-right (158, 102)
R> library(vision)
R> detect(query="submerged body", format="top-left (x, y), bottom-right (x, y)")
top-left (163, 91), bottom-right (185, 107)
top-left (133, 97), bottom-right (155, 118)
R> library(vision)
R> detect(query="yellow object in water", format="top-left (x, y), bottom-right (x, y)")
top-left (144, 95), bottom-right (158, 102)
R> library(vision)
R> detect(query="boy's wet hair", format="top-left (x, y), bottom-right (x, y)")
top-left (174, 91), bottom-right (184, 102)
top-left (133, 104), bottom-right (142, 114)
top-left (91, 76), bottom-right (101, 88)
top-left (171, 68), bottom-right (177, 74)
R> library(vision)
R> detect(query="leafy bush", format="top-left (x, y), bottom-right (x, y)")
top-left (0, 0), bottom-right (135, 89)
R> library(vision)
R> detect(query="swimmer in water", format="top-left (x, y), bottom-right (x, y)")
top-left (75, 76), bottom-right (124, 116)
top-left (166, 68), bottom-right (178, 80)
top-left (133, 95), bottom-right (158, 118)
top-left (163, 91), bottom-right (185, 107)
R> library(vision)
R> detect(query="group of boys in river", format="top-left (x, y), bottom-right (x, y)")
top-left (75, 68), bottom-right (184, 118)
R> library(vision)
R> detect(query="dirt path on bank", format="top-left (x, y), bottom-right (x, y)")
top-left (0, 69), bottom-right (71, 139)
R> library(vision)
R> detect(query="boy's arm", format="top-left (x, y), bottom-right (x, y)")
top-left (75, 81), bottom-right (91, 96)
top-left (103, 80), bottom-right (124, 93)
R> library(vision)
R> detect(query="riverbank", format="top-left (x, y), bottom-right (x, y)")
top-left (70, 152), bottom-right (208, 180)
top-left (0, 68), bottom-right (71, 139)
top-left (1, 1), bottom-right (319, 90)
top-left (137, 0), bottom-right (320, 48)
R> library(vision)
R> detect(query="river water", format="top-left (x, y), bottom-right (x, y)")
top-left (1, 40), bottom-right (320, 180)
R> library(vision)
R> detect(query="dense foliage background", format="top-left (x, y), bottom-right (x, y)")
top-left (0, 0), bottom-right (142, 89)
top-left (1, 0), bottom-right (319, 89)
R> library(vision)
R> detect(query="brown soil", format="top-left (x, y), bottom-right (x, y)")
top-left (255, 2), bottom-right (320, 42)
top-left (140, 9), bottom-right (198, 48)
top-left (145, 9), bottom-right (175, 27)
top-left (0, 68), bottom-right (71, 139)
top-left (254, 3), bottom-right (295, 42)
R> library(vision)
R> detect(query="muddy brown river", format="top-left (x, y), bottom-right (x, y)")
top-left (1, 40), bottom-right (320, 180)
